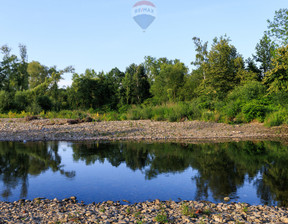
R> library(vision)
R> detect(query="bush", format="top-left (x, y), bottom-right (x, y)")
top-left (194, 95), bottom-right (216, 110)
top-left (201, 110), bottom-right (215, 121)
top-left (0, 91), bottom-right (13, 113)
top-left (124, 102), bottom-right (203, 122)
top-left (14, 91), bottom-right (29, 112)
top-left (57, 110), bottom-right (74, 118)
top-left (104, 112), bottom-right (119, 121)
top-left (227, 81), bottom-right (266, 102)
top-left (37, 95), bottom-right (52, 112)
top-left (234, 112), bottom-right (247, 124)
top-left (186, 101), bottom-right (202, 120)
top-left (26, 101), bottom-right (42, 115)
top-left (150, 106), bottom-right (165, 121)
top-left (242, 101), bottom-right (268, 122)
top-left (126, 107), bottom-right (142, 120)
top-left (270, 92), bottom-right (288, 107)
top-left (224, 99), bottom-right (242, 120)
top-left (264, 108), bottom-right (288, 127)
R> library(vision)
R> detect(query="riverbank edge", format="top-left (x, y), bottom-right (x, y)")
top-left (0, 118), bottom-right (288, 143)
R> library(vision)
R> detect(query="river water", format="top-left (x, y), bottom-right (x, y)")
top-left (0, 141), bottom-right (287, 206)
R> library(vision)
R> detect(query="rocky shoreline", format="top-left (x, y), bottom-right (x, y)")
top-left (0, 118), bottom-right (288, 143)
top-left (0, 197), bottom-right (288, 224)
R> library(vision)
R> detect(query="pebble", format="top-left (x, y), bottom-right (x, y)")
top-left (0, 198), bottom-right (286, 223)
top-left (224, 197), bottom-right (230, 202)
top-left (1, 118), bottom-right (287, 142)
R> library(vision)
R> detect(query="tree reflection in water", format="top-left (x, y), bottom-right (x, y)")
top-left (72, 141), bottom-right (288, 207)
top-left (1, 141), bottom-right (288, 206)
top-left (0, 142), bottom-right (75, 199)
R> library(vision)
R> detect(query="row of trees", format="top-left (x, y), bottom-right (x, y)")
top-left (0, 9), bottom-right (288, 118)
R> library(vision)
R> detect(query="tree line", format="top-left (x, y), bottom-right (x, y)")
top-left (0, 9), bottom-right (288, 125)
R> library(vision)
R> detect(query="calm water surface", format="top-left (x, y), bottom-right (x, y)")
top-left (0, 141), bottom-right (288, 206)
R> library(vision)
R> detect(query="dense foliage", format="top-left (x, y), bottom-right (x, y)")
top-left (1, 9), bottom-right (288, 126)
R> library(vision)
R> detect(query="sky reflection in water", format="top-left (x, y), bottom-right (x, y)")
top-left (0, 141), bottom-right (287, 206)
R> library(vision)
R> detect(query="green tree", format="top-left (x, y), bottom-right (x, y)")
top-left (0, 91), bottom-right (13, 113)
top-left (132, 65), bottom-right (151, 104)
top-left (15, 44), bottom-right (29, 91)
top-left (27, 61), bottom-right (49, 89)
top-left (254, 34), bottom-right (276, 76)
top-left (191, 37), bottom-right (208, 80)
top-left (14, 91), bottom-right (29, 112)
top-left (180, 69), bottom-right (203, 101)
top-left (200, 36), bottom-right (247, 98)
top-left (144, 56), bottom-right (174, 85)
top-left (48, 66), bottom-right (74, 111)
top-left (121, 64), bottom-right (150, 105)
top-left (267, 8), bottom-right (288, 46)
top-left (69, 70), bottom-right (98, 109)
top-left (151, 61), bottom-right (187, 103)
top-left (263, 45), bottom-right (288, 94)
top-left (246, 57), bottom-right (262, 81)
top-left (0, 45), bottom-right (18, 91)
top-left (69, 68), bottom-right (122, 110)
top-left (102, 67), bottom-right (125, 109)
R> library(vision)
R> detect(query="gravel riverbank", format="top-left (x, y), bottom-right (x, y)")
top-left (1, 198), bottom-right (288, 224)
top-left (0, 118), bottom-right (288, 142)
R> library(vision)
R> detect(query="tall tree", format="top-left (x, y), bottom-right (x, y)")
top-left (266, 8), bottom-right (288, 46)
top-left (263, 45), bottom-right (288, 94)
top-left (132, 65), bottom-right (151, 104)
top-left (254, 34), bottom-right (276, 77)
top-left (105, 67), bottom-right (125, 109)
top-left (27, 61), bottom-right (49, 89)
top-left (121, 64), bottom-right (150, 105)
top-left (246, 57), bottom-right (262, 81)
top-left (191, 37), bottom-right (208, 80)
top-left (0, 45), bottom-right (18, 91)
top-left (144, 56), bottom-right (174, 85)
top-left (200, 36), bottom-right (247, 98)
top-left (17, 44), bottom-right (29, 91)
top-left (151, 61), bottom-right (187, 103)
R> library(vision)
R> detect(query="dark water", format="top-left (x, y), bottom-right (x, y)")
top-left (0, 141), bottom-right (288, 206)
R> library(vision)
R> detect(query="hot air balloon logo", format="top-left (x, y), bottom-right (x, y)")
top-left (132, 1), bottom-right (156, 31)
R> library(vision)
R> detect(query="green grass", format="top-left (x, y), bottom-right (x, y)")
top-left (264, 108), bottom-right (288, 127)
top-left (155, 213), bottom-right (169, 223)
top-left (1, 99), bottom-right (288, 126)
top-left (181, 203), bottom-right (197, 218)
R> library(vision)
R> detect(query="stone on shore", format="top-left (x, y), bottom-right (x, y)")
top-left (0, 199), bottom-right (287, 223)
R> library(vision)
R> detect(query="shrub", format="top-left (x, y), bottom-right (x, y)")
top-left (234, 112), bottom-right (247, 124)
top-left (104, 112), bottom-right (119, 121)
top-left (14, 91), bottom-right (29, 112)
top-left (264, 108), bottom-right (288, 127)
top-left (26, 101), bottom-right (42, 115)
top-left (58, 110), bottom-right (74, 118)
top-left (37, 95), bottom-right (52, 112)
top-left (0, 91), bottom-right (13, 113)
top-left (186, 101), bottom-right (202, 120)
top-left (201, 110), bottom-right (215, 121)
top-left (126, 107), bottom-right (142, 120)
top-left (224, 99), bottom-right (242, 120)
top-left (270, 91), bottom-right (288, 108)
top-left (242, 101), bottom-right (268, 122)
top-left (227, 81), bottom-right (266, 102)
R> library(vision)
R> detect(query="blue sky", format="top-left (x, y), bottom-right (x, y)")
top-left (0, 0), bottom-right (287, 87)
